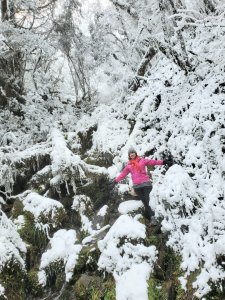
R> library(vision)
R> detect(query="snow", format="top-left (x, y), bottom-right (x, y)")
top-left (0, 141), bottom-right (52, 193)
top-left (14, 215), bottom-right (25, 230)
top-left (88, 40), bottom-right (225, 296)
top-left (0, 285), bottom-right (5, 297)
top-left (91, 117), bottom-right (130, 154)
top-left (23, 192), bottom-right (64, 225)
top-left (118, 200), bottom-right (143, 215)
top-left (114, 263), bottom-right (152, 300)
top-left (150, 163), bottom-right (225, 297)
top-left (98, 214), bottom-right (157, 300)
top-left (38, 229), bottom-right (82, 285)
top-left (1, 1), bottom-right (225, 298)
top-left (97, 205), bottom-right (108, 216)
top-left (51, 128), bottom-right (86, 187)
top-left (72, 195), bottom-right (111, 243)
top-left (117, 183), bottom-right (130, 194)
top-left (72, 194), bottom-right (94, 234)
top-left (82, 225), bottom-right (110, 245)
top-left (0, 210), bottom-right (26, 278)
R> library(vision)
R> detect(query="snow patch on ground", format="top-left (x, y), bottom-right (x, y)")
top-left (118, 200), bottom-right (143, 214)
top-left (97, 205), bottom-right (108, 216)
top-left (98, 214), bottom-right (157, 300)
top-left (38, 229), bottom-right (82, 285)
top-left (0, 284), bottom-right (5, 297)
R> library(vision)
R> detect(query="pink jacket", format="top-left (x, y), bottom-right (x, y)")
top-left (115, 157), bottom-right (164, 185)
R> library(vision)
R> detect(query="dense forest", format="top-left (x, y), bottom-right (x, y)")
top-left (0, 0), bottom-right (225, 299)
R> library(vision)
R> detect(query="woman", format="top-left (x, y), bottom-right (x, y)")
top-left (115, 147), bottom-right (165, 224)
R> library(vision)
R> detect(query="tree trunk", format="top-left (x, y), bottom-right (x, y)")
top-left (129, 46), bottom-right (157, 91)
top-left (1, 0), bottom-right (8, 20)
top-left (167, 0), bottom-right (192, 72)
top-left (155, 39), bottom-right (189, 73)
top-left (137, 47), bottom-right (157, 77)
top-left (159, 0), bottom-right (172, 44)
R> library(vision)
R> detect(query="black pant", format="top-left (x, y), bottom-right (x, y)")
top-left (133, 185), bottom-right (154, 220)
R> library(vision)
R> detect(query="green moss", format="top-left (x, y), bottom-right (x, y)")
top-left (26, 268), bottom-right (43, 298)
top-left (79, 175), bottom-right (112, 210)
top-left (147, 235), bottom-right (202, 300)
top-left (19, 212), bottom-right (48, 251)
top-left (74, 280), bottom-right (86, 299)
top-left (84, 152), bottom-right (113, 168)
top-left (44, 260), bottom-right (65, 289)
top-left (145, 230), bottom-right (190, 299)
top-left (205, 284), bottom-right (225, 300)
top-left (176, 269), bottom-right (200, 300)
top-left (74, 275), bottom-right (115, 300)
top-left (11, 199), bottom-right (24, 219)
top-left (54, 207), bottom-right (67, 226)
top-left (175, 282), bottom-right (187, 300)
top-left (148, 278), bottom-right (167, 300)
top-left (39, 206), bottom-right (67, 228)
top-left (84, 157), bottom-right (100, 166)
top-left (104, 288), bottom-right (116, 300)
top-left (146, 234), bottom-right (159, 245)
top-left (17, 206), bottom-right (65, 257)
top-left (74, 246), bottom-right (100, 277)
top-left (18, 212), bottom-right (49, 270)
top-left (101, 278), bottom-right (116, 300)
top-left (0, 261), bottom-right (26, 300)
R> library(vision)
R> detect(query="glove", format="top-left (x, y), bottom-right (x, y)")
top-left (108, 180), bottom-right (117, 190)
top-left (164, 158), bottom-right (174, 167)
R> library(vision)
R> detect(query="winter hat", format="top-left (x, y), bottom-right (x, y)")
top-left (128, 146), bottom-right (137, 155)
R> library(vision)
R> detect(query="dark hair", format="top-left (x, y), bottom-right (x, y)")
top-left (128, 153), bottom-right (137, 160)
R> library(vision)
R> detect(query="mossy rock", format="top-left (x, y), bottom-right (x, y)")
top-left (18, 212), bottom-right (48, 248)
top-left (38, 206), bottom-right (67, 228)
top-left (13, 153), bottom-right (51, 194)
top-left (28, 166), bottom-right (51, 193)
top-left (145, 231), bottom-right (188, 300)
top-left (26, 268), bottom-right (43, 298)
top-left (74, 274), bottom-right (115, 300)
top-left (77, 125), bottom-right (97, 156)
top-left (43, 260), bottom-right (65, 290)
top-left (18, 212), bottom-right (49, 270)
top-left (79, 175), bottom-right (113, 210)
top-left (148, 277), bottom-right (167, 300)
top-left (11, 199), bottom-right (24, 219)
top-left (74, 245), bottom-right (100, 277)
top-left (84, 151), bottom-right (113, 168)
